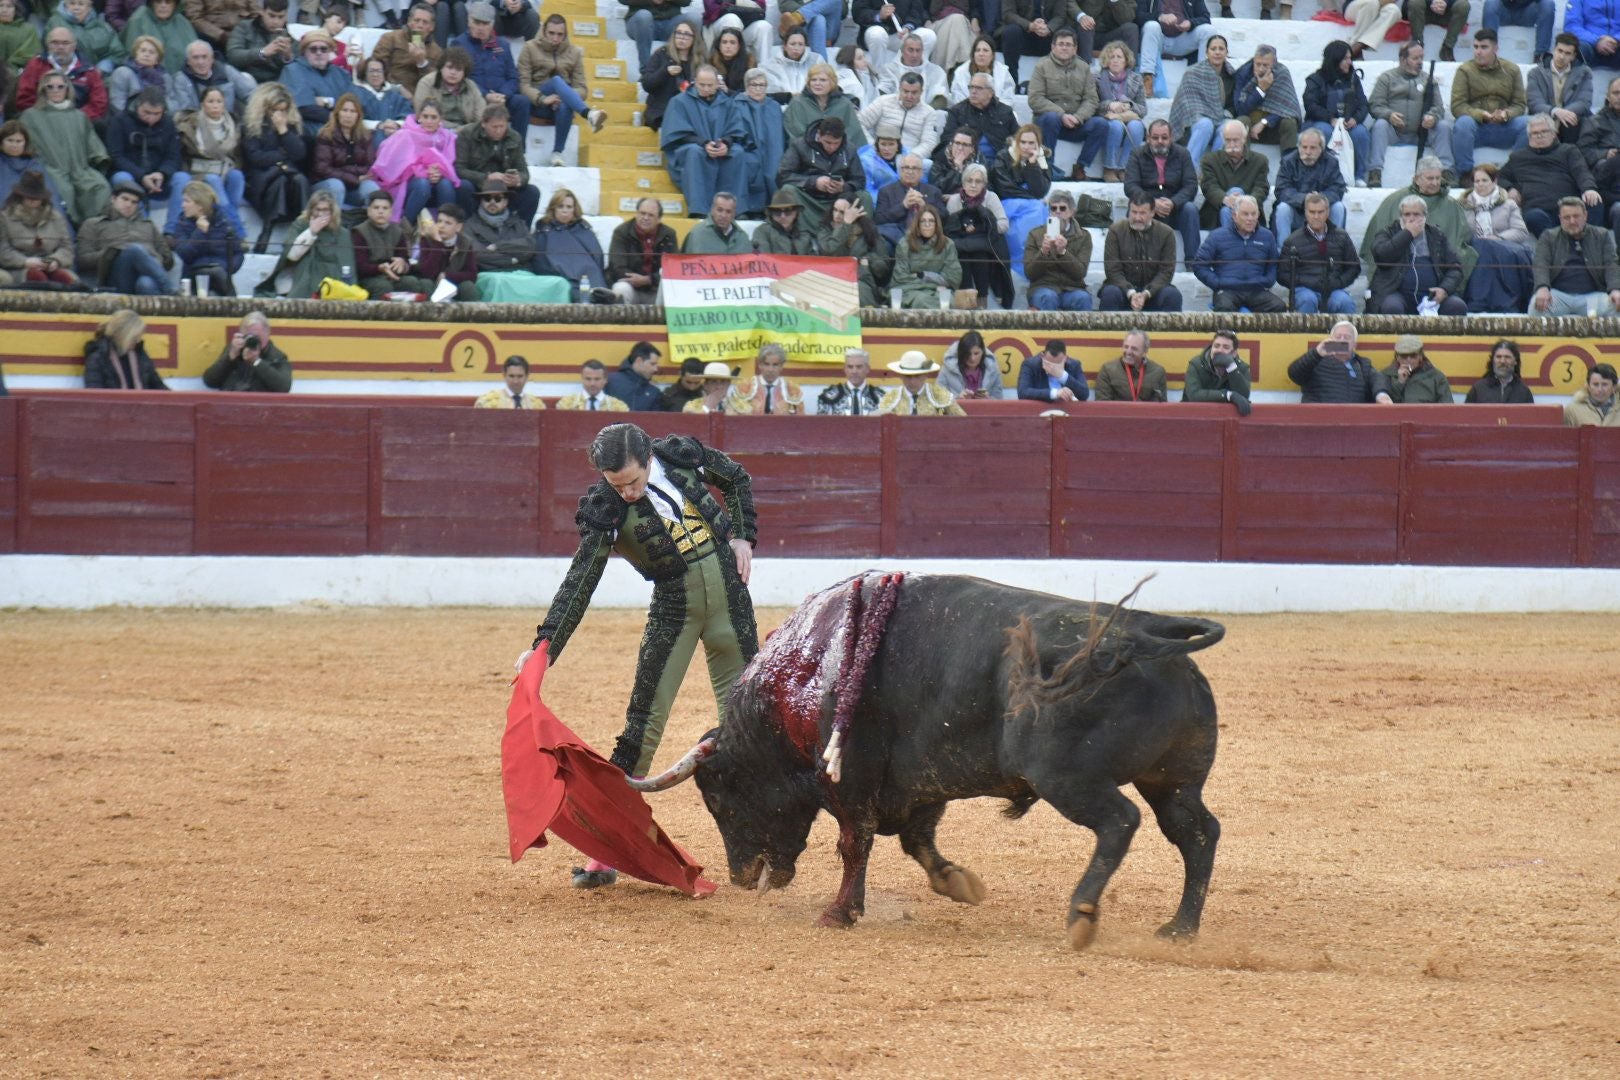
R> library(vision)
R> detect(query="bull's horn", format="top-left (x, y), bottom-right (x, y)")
top-left (624, 737), bottom-right (717, 792)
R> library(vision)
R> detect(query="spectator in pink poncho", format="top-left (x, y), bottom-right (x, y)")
top-left (370, 100), bottom-right (461, 223)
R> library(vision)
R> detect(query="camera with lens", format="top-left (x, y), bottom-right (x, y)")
top-left (243, 334), bottom-right (261, 351)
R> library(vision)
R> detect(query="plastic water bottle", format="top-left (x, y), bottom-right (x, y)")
top-left (579, 275), bottom-right (590, 302)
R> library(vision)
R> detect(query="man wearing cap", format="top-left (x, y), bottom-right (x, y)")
top-left (875, 351), bottom-right (966, 415)
top-left (282, 28), bottom-right (352, 125)
top-left (452, 4), bottom-right (532, 138)
top-left (684, 362), bottom-right (749, 413)
top-left (778, 116), bottom-right (870, 231)
top-left (660, 358), bottom-right (709, 412)
top-left (1095, 329), bottom-right (1168, 402)
top-left (464, 178), bottom-right (542, 273)
top-left (1381, 335), bottom-right (1455, 403)
top-left (556, 359), bottom-right (632, 412)
top-left (662, 65), bottom-right (748, 218)
top-left (682, 192), bottom-right (750, 255)
top-left (754, 190), bottom-right (819, 254)
top-left (608, 197), bottom-right (679, 305)
top-left (729, 343), bottom-right (805, 414)
top-left (817, 348), bottom-right (886, 415)
top-left (530, 421), bottom-right (760, 888)
top-left (476, 355), bottom-right (546, 408)
top-left (76, 179), bottom-right (175, 294)
top-left (1016, 339), bottom-right (1090, 402)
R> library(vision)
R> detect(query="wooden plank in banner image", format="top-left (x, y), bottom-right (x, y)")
top-left (769, 270), bottom-right (860, 328)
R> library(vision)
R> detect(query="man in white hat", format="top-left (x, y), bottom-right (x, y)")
top-left (875, 350), bottom-right (965, 415)
top-left (684, 362), bottom-right (748, 413)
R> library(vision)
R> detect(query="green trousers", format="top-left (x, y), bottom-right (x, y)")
top-left (616, 552), bottom-right (748, 777)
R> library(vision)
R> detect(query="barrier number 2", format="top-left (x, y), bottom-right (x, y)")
top-left (440, 330), bottom-right (497, 376)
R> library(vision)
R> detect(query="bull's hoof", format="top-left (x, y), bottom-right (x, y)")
top-left (1066, 902), bottom-right (1098, 951)
top-left (1155, 920), bottom-right (1198, 943)
top-left (816, 906), bottom-right (858, 929)
top-left (929, 865), bottom-right (987, 905)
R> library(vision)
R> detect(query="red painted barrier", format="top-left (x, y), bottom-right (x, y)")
top-left (7, 392), bottom-right (1617, 568)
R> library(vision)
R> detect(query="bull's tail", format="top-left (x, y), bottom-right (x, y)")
top-left (1004, 578), bottom-right (1225, 721)
top-left (1125, 613), bottom-right (1226, 660)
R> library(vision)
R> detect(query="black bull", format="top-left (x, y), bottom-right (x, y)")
top-left (640, 572), bottom-right (1225, 950)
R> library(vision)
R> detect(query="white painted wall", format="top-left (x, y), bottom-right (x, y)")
top-left (2, 555), bottom-right (1615, 613)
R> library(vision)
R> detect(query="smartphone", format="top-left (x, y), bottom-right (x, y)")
top-left (1321, 340), bottom-right (1352, 361)
top-left (1046, 218), bottom-right (1060, 239)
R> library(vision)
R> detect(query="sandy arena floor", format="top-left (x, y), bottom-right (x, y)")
top-left (2, 603), bottom-right (1618, 1078)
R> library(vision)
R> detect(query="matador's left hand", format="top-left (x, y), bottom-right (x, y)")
top-left (730, 539), bottom-right (752, 585)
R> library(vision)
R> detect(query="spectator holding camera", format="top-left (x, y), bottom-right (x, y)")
top-left (203, 311), bottom-right (292, 393)
top-left (1287, 320), bottom-right (1393, 404)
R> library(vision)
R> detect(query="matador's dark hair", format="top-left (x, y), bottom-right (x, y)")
top-left (589, 423), bottom-right (653, 473)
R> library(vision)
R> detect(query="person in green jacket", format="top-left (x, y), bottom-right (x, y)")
top-left (202, 311), bottom-right (293, 393)
top-left (47, 0), bottom-right (128, 70)
top-left (1359, 156), bottom-right (1478, 281)
top-left (0, 0), bottom-right (42, 70)
top-left (254, 189), bottom-right (357, 298)
top-left (783, 64), bottom-right (867, 148)
top-left (123, 0), bottom-right (199, 74)
top-left (1382, 334), bottom-right (1456, 404)
top-left (1181, 328), bottom-right (1253, 414)
top-left (529, 422), bottom-right (759, 888)
top-left (20, 74), bottom-right (112, 224)
top-left (890, 203), bottom-right (961, 308)
top-left (681, 191), bottom-right (752, 255)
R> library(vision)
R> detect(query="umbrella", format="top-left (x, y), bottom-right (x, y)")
top-left (501, 650), bottom-right (717, 898)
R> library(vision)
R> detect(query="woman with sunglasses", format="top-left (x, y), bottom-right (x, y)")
top-left (19, 72), bottom-right (111, 224)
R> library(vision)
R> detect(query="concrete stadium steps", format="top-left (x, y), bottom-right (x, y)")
top-left (596, 167), bottom-right (683, 200)
top-left (587, 79), bottom-right (641, 103)
top-left (581, 144), bottom-right (666, 169)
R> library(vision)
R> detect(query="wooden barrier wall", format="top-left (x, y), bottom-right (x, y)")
top-left (2, 394), bottom-right (1617, 567)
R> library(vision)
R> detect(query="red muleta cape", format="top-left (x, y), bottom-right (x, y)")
top-left (500, 650), bottom-right (717, 898)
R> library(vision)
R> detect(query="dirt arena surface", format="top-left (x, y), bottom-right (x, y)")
top-left (3, 603), bottom-right (1618, 1078)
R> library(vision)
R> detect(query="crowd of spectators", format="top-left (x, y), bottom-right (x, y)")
top-left (42, 291), bottom-right (1617, 425)
top-left (1, 1), bottom-right (1619, 313)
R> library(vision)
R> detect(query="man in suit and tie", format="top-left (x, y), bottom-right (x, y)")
top-left (817, 348), bottom-right (887, 415)
top-left (554, 359), bottom-right (631, 411)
